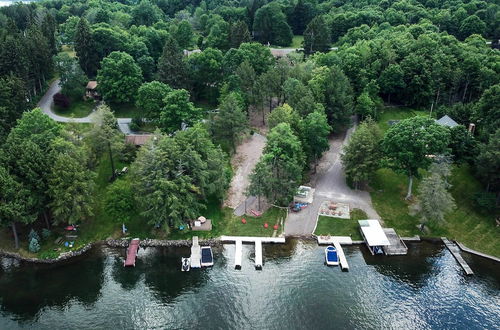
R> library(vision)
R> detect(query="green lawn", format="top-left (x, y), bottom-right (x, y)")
top-left (314, 209), bottom-right (367, 240)
top-left (377, 107), bottom-right (428, 133)
top-left (54, 99), bottom-right (94, 118)
top-left (109, 103), bottom-right (141, 118)
top-left (291, 35), bottom-right (304, 48)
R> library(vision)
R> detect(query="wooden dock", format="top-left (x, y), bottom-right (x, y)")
top-left (220, 236), bottom-right (285, 269)
top-left (190, 236), bottom-right (201, 268)
top-left (124, 238), bottom-right (140, 267)
top-left (333, 241), bottom-right (349, 271)
top-left (442, 237), bottom-right (473, 275)
top-left (255, 239), bottom-right (263, 269)
top-left (315, 236), bottom-right (350, 271)
top-left (234, 239), bottom-right (243, 269)
top-left (383, 228), bottom-right (408, 255)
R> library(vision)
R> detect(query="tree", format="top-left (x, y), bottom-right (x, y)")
top-left (157, 35), bottom-right (187, 89)
top-left (472, 84), bottom-right (500, 141)
top-left (342, 118), bottom-right (382, 189)
top-left (86, 105), bottom-right (124, 180)
top-left (475, 129), bottom-right (500, 193)
top-left (159, 89), bottom-right (202, 133)
top-left (267, 103), bottom-right (301, 133)
top-left (54, 53), bottom-right (88, 99)
top-left (289, 0), bottom-right (316, 35)
top-left (378, 64), bottom-right (405, 104)
top-left (448, 125), bottom-right (477, 163)
top-left (230, 21), bottom-right (251, 49)
top-left (309, 66), bottom-right (354, 130)
top-left (136, 81), bottom-right (172, 122)
top-left (211, 92), bottom-right (248, 151)
top-left (132, 0), bottom-right (163, 26)
top-left (304, 16), bottom-right (331, 54)
top-left (382, 116), bottom-right (450, 199)
top-left (0, 75), bottom-right (28, 142)
top-left (48, 138), bottom-right (95, 225)
top-left (74, 18), bottom-right (98, 77)
top-left (248, 123), bottom-right (305, 205)
top-left (0, 165), bottom-right (35, 249)
top-left (206, 20), bottom-right (230, 51)
top-left (186, 48), bottom-right (223, 98)
top-left (172, 20), bottom-right (193, 49)
top-left (417, 172), bottom-right (455, 223)
top-left (97, 51), bottom-right (143, 104)
top-left (355, 91), bottom-right (377, 120)
top-left (253, 2), bottom-right (293, 46)
top-left (283, 78), bottom-right (317, 117)
top-left (105, 179), bottom-right (135, 225)
top-left (459, 15), bottom-right (486, 40)
top-left (301, 108), bottom-right (331, 170)
top-left (222, 42), bottom-right (274, 75)
top-left (29, 237), bottom-right (41, 253)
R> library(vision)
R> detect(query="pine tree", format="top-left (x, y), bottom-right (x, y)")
top-left (29, 237), bottom-right (41, 253)
top-left (157, 35), bottom-right (187, 89)
top-left (230, 21), bottom-right (251, 49)
top-left (74, 18), bottom-right (98, 77)
top-left (304, 16), bottom-right (331, 54)
top-left (417, 172), bottom-right (455, 222)
top-left (211, 92), bottom-right (248, 151)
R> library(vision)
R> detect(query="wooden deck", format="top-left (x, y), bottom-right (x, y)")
top-left (333, 241), bottom-right (349, 271)
top-left (190, 236), bottom-right (201, 268)
top-left (316, 236), bottom-right (353, 245)
top-left (383, 228), bottom-right (408, 255)
top-left (124, 238), bottom-right (140, 267)
top-left (442, 237), bottom-right (473, 275)
top-left (221, 236), bottom-right (285, 269)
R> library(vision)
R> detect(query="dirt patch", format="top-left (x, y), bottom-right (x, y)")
top-left (224, 133), bottom-right (267, 209)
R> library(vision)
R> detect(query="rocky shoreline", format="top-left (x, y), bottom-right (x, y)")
top-left (105, 238), bottom-right (222, 248)
top-left (0, 243), bottom-right (94, 264)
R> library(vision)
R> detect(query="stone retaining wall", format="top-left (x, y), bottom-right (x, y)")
top-left (105, 238), bottom-right (222, 248)
top-left (0, 243), bottom-right (94, 264)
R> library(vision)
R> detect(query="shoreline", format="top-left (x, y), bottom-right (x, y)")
top-left (1, 236), bottom-right (498, 265)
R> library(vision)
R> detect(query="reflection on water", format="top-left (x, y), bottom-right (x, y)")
top-left (0, 241), bottom-right (498, 329)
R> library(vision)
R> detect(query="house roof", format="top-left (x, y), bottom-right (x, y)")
top-left (125, 134), bottom-right (154, 146)
top-left (86, 81), bottom-right (97, 90)
top-left (358, 220), bottom-right (390, 246)
top-left (436, 115), bottom-right (458, 128)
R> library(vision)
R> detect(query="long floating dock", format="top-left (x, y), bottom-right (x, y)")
top-left (220, 236), bottom-right (285, 269)
top-left (190, 236), bottom-right (201, 269)
top-left (333, 241), bottom-right (349, 271)
top-left (442, 237), bottom-right (473, 275)
top-left (316, 236), bottom-right (350, 271)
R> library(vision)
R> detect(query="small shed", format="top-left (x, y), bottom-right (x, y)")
top-left (294, 185), bottom-right (315, 204)
top-left (125, 134), bottom-right (154, 146)
top-left (358, 220), bottom-right (390, 255)
top-left (436, 115), bottom-right (458, 128)
top-left (86, 81), bottom-right (99, 99)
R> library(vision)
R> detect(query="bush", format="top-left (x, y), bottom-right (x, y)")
top-left (28, 229), bottom-right (40, 243)
top-left (129, 116), bottom-right (143, 132)
top-left (29, 238), bottom-right (41, 253)
top-left (41, 228), bottom-right (51, 240)
top-left (53, 93), bottom-right (71, 108)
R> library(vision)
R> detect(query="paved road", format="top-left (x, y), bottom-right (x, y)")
top-left (38, 79), bottom-right (132, 132)
top-left (284, 120), bottom-right (381, 236)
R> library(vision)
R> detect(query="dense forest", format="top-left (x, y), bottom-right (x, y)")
top-left (0, 0), bottom-right (498, 253)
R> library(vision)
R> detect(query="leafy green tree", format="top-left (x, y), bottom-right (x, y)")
top-left (105, 179), bottom-right (135, 225)
top-left (137, 55), bottom-right (155, 82)
top-left (60, 16), bottom-right (80, 44)
top-left (309, 66), bottom-right (354, 130)
top-left (378, 64), bottom-right (406, 104)
top-left (206, 20), bottom-right (230, 51)
top-left (448, 125), bottom-right (477, 163)
top-left (253, 2), bottom-right (293, 46)
top-left (472, 84), bottom-right (500, 141)
top-left (86, 105), bottom-right (124, 180)
top-left (187, 48), bottom-right (223, 98)
top-left (230, 21), bottom-right (251, 49)
top-left (157, 35), bottom-right (187, 89)
top-left (132, 0), bottom-right (163, 26)
top-left (172, 20), bottom-right (193, 49)
top-left (235, 60), bottom-right (257, 105)
top-left (74, 18), bottom-right (98, 77)
top-left (355, 91), bottom-right (377, 120)
top-left (159, 89), bottom-right (203, 133)
top-left (283, 78), bottom-right (317, 117)
top-left (136, 81), bottom-right (172, 122)
top-left (54, 53), bottom-right (88, 100)
top-left (417, 172), bottom-right (455, 223)
top-left (341, 118), bottom-right (382, 189)
top-left (223, 42), bottom-right (274, 75)
top-left (0, 165), bottom-right (35, 249)
top-left (301, 108), bottom-right (331, 169)
top-left (459, 15), bottom-right (486, 40)
top-left (48, 138), bottom-right (95, 225)
top-left (211, 92), bottom-right (248, 151)
top-left (97, 51), bottom-right (143, 104)
top-left (382, 116), bottom-right (450, 199)
top-left (267, 103), bottom-right (301, 133)
top-left (304, 16), bottom-right (331, 54)
top-left (475, 129), bottom-right (500, 193)
top-left (0, 75), bottom-right (28, 142)
top-left (248, 123), bottom-right (305, 205)
top-left (289, 0), bottom-right (316, 35)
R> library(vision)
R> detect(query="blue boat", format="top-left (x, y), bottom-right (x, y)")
top-left (325, 246), bottom-right (339, 266)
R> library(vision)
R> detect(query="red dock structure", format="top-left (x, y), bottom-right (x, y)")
top-left (124, 238), bottom-right (140, 267)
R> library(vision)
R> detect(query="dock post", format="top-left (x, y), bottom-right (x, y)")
top-left (255, 239), bottom-right (263, 269)
top-left (235, 239), bottom-right (243, 269)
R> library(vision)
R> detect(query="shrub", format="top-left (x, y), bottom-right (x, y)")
top-left (53, 93), bottom-right (71, 108)
top-left (28, 229), bottom-right (40, 243)
top-left (41, 228), bottom-right (51, 240)
top-left (29, 238), bottom-right (41, 253)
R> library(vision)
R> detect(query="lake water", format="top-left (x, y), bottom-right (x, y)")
top-left (0, 241), bottom-right (499, 329)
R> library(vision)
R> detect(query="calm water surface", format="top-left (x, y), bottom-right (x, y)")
top-left (0, 241), bottom-right (499, 329)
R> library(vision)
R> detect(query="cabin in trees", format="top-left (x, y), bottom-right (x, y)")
top-left (125, 134), bottom-right (154, 146)
top-left (85, 81), bottom-right (99, 100)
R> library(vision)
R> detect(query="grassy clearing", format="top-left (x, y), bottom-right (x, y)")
top-left (314, 209), bottom-right (367, 240)
top-left (291, 35), bottom-right (304, 48)
top-left (54, 99), bottom-right (94, 118)
top-left (109, 103), bottom-right (141, 118)
top-left (61, 45), bottom-right (76, 58)
top-left (377, 107), bottom-right (428, 133)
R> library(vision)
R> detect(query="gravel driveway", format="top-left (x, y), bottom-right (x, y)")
top-left (284, 120), bottom-right (381, 236)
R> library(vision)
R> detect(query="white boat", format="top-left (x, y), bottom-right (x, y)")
top-left (325, 245), bottom-right (339, 266)
top-left (200, 246), bottom-right (214, 267)
top-left (181, 257), bottom-right (190, 272)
